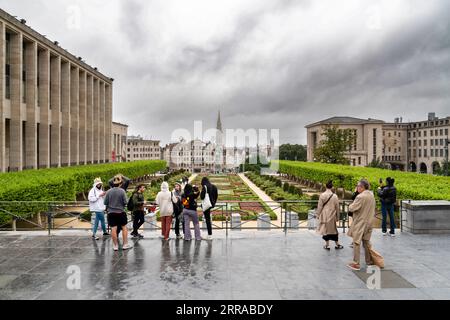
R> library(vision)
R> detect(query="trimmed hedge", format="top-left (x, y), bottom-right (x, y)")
top-left (0, 160), bottom-right (166, 226)
top-left (276, 160), bottom-right (450, 201)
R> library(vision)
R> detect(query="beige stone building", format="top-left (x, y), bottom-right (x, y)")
top-left (0, 9), bottom-right (113, 172)
top-left (306, 113), bottom-right (450, 174)
top-left (126, 136), bottom-right (161, 162)
top-left (112, 122), bottom-right (128, 162)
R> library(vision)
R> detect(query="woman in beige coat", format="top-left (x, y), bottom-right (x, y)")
top-left (316, 181), bottom-right (344, 250)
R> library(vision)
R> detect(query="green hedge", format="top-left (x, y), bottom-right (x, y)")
top-left (0, 160), bottom-right (166, 226)
top-left (276, 160), bottom-right (450, 201)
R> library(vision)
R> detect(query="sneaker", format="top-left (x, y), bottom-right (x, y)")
top-left (122, 243), bottom-right (133, 250)
top-left (184, 238), bottom-right (191, 241)
top-left (103, 232), bottom-right (110, 236)
top-left (164, 238), bottom-right (171, 241)
top-left (390, 233), bottom-right (396, 237)
top-left (113, 245), bottom-right (119, 251)
top-left (138, 234), bottom-right (144, 239)
top-left (347, 263), bottom-right (361, 271)
top-left (131, 233), bottom-right (139, 239)
top-left (206, 235), bottom-right (213, 241)
top-left (382, 232), bottom-right (387, 236)
top-left (195, 238), bottom-right (203, 241)
top-left (176, 235), bottom-right (183, 239)
top-left (92, 235), bottom-right (99, 240)
top-left (159, 235), bottom-right (165, 239)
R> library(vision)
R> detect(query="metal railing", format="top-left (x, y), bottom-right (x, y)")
top-left (0, 200), bottom-right (359, 236)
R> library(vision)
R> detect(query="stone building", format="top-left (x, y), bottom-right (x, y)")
top-left (306, 113), bottom-right (450, 174)
top-left (0, 9), bottom-right (113, 172)
top-left (111, 122), bottom-right (128, 162)
top-left (126, 136), bottom-right (161, 162)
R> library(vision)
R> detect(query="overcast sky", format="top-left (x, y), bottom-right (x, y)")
top-left (1, 0), bottom-right (449, 145)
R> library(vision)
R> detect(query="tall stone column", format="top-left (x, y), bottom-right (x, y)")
top-left (105, 84), bottom-right (112, 163)
top-left (50, 55), bottom-right (61, 167)
top-left (93, 78), bottom-right (99, 163)
top-left (99, 81), bottom-right (105, 163)
top-left (25, 40), bottom-right (38, 170)
top-left (38, 49), bottom-right (50, 169)
top-left (70, 65), bottom-right (79, 165)
top-left (86, 75), bottom-right (93, 164)
top-left (79, 70), bottom-right (87, 165)
top-left (60, 61), bottom-right (70, 166)
top-left (0, 22), bottom-right (5, 172)
top-left (9, 32), bottom-right (23, 172)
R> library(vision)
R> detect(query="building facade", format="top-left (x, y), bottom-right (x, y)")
top-left (306, 113), bottom-right (450, 174)
top-left (0, 9), bottom-right (113, 172)
top-left (126, 136), bottom-right (161, 162)
top-left (112, 122), bottom-right (128, 162)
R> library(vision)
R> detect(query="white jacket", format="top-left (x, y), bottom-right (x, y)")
top-left (155, 182), bottom-right (177, 217)
top-left (88, 184), bottom-right (106, 212)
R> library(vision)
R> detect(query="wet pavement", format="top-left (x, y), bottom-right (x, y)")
top-left (1, 230), bottom-right (450, 300)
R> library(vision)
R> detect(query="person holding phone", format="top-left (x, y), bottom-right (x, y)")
top-left (89, 178), bottom-right (109, 240)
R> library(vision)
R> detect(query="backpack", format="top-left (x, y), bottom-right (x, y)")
top-left (171, 192), bottom-right (182, 217)
top-left (127, 192), bottom-right (136, 211)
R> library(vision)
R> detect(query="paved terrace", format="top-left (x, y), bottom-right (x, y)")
top-left (1, 229), bottom-right (450, 300)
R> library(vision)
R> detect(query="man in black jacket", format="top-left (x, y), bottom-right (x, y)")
top-left (378, 177), bottom-right (397, 236)
top-left (200, 177), bottom-right (218, 240)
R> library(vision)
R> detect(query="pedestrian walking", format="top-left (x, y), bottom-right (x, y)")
top-left (88, 178), bottom-right (109, 240)
top-left (130, 184), bottom-right (146, 239)
top-left (182, 184), bottom-right (202, 241)
top-left (315, 181), bottom-right (343, 250)
top-left (155, 182), bottom-right (177, 241)
top-left (378, 177), bottom-right (397, 236)
top-left (200, 177), bottom-right (218, 240)
top-left (347, 179), bottom-right (376, 271)
top-left (104, 175), bottom-right (133, 251)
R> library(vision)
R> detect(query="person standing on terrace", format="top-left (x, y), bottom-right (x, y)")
top-left (315, 181), bottom-right (343, 250)
top-left (182, 184), bottom-right (202, 241)
top-left (200, 177), bottom-right (218, 241)
top-left (89, 178), bottom-right (109, 240)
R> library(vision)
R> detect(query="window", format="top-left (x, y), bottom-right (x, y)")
top-left (418, 131), bottom-right (421, 137)
top-left (388, 132), bottom-right (391, 138)
top-left (419, 149), bottom-right (422, 157)
top-left (440, 149), bottom-right (444, 157)
top-left (446, 129), bottom-right (449, 135)
top-left (419, 140), bottom-right (422, 147)
top-left (424, 149), bottom-right (427, 157)
top-left (5, 33), bottom-right (11, 99)
top-left (398, 132), bottom-right (401, 137)
top-left (431, 130), bottom-right (433, 136)
top-left (435, 130), bottom-right (438, 136)
top-left (440, 129), bottom-right (444, 136)
top-left (440, 139), bottom-right (444, 146)
top-left (431, 149), bottom-right (434, 157)
top-left (431, 139), bottom-right (434, 146)
top-left (413, 132), bottom-right (416, 138)
top-left (399, 147), bottom-right (401, 152)
top-left (423, 131), bottom-right (426, 137)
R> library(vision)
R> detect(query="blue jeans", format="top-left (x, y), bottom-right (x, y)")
top-left (381, 203), bottom-right (396, 234)
top-left (92, 211), bottom-right (107, 234)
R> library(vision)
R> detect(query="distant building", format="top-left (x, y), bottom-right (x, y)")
top-left (126, 136), bottom-right (161, 162)
top-left (306, 113), bottom-right (450, 174)
top-left (111, 122), bottom-right (128, 162)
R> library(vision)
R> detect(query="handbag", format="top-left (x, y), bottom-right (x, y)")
top-left (369, 247), bottom-right (385, 269)
top-left (202, 186), bottom-right (213, 211)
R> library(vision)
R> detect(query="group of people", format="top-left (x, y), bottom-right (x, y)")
top-left (315, 177), bottom-right (397, 271)
top-left (88, 174), bottom-right (218, 251)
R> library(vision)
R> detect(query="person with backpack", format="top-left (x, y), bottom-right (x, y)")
top-left (88, 178), bottom-right (109, 240)
top-left (182, 184), bottom-right (201, 241)
top-left (155, 182), bottom-right (177, 241)
top-left (200, 177), bottom-right (218, 240)
top-left (378, 177), bottom-right (397, 236)
top-left (130, 184), bottom-right (146, 239)
top-left (173, 182), bottom-right (184, 239)
top-left (104, 175), bottom-right (132, 251)
top-left (315, 181), bottom-right (343, 250)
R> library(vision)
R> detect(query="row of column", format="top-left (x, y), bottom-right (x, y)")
top-left (0, 22), bottom-right (112, 172)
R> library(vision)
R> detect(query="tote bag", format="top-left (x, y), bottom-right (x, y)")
top-left (202, 186), bottom-right (213, 211)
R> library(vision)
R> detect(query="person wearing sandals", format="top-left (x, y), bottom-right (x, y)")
top-left (316, 180), bottom-right (344, 250)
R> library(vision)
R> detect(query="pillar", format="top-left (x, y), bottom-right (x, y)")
top-left (105, 83), bottom-right (112, 163)
top-left (79, 70), bottom-right (86, 164)
top-left (93, 78), bottom-right (99, 163)
top-left (9, 31), bottom-right (22, 172)
top-left (50, 55), bottom-right (61, 167)
top-left (70, 65), bottom-right (79, 165)
top-left (0, 22), bottom-right (5, 172)
top-left (86, 74), bottom-right (93, 164)
top-left (25, 40), bottom-right (38, 170)
top-left (38, 49), bottom-right (50, 169)
top-left (60, 60), bottom-right (70, 166)
top-left (99, 81), bottom-right (105, 163)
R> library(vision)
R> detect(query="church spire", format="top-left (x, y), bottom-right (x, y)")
top-left (217, 110), bottom-right (223, 132)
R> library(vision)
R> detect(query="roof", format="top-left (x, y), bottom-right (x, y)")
top-left (305, 116), bottom-right (385, 128)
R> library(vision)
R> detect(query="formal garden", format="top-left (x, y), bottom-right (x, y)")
top-left (191, 174), bottom-right (278, 221)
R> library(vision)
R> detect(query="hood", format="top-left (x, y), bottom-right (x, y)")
top-left (161, 181), bottom-right (169, 192)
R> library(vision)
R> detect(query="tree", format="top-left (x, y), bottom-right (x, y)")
top-left (313, 125), bottom-right (355, 165)
top-left (279, 144), bottom-right (307, 161)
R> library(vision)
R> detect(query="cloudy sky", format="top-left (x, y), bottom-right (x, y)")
top-left (1, 0), bottom-right (449, 145)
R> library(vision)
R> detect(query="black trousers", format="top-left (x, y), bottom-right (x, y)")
top-left (322, 234), bottom-right (339, 242)
top-left (204, 209), bottom-right (212, 236)
top-left (174, 214), bottom-right (185, 236)
top-left (132, 210), bottom-right (145, 234)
